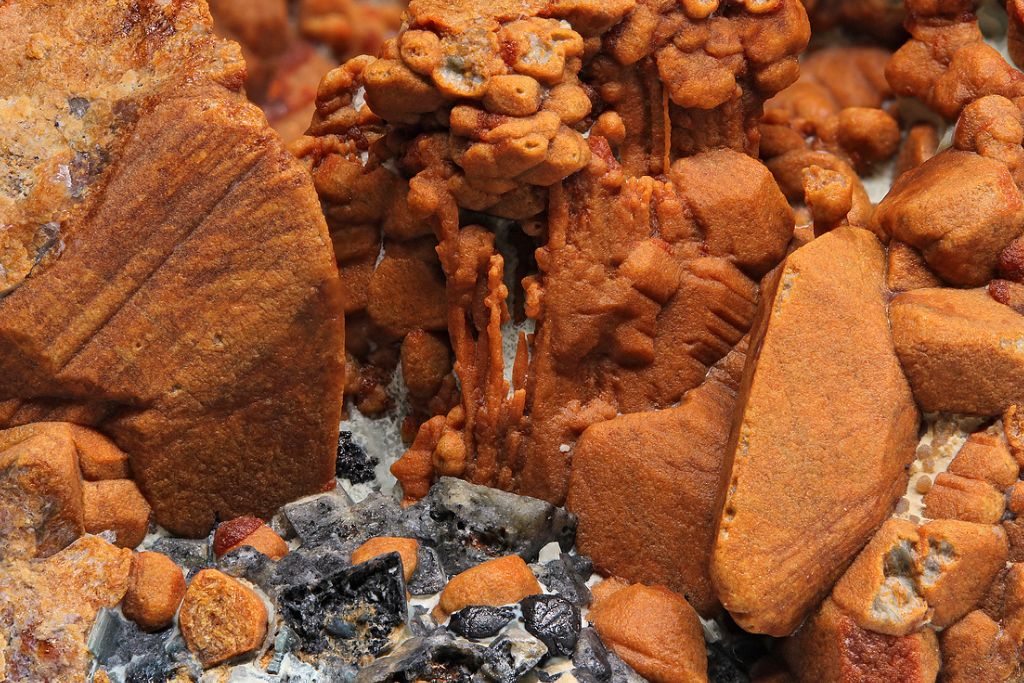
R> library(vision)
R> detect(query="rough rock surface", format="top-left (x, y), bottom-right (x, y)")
top-left (712, 227), bottom-right (920, 636)
top-left (82, 479), bottom-right (151, 549)
top-left (0, 423), bottom-right (85, 562)
top-left (179, 568), bottom-right (268, 668)
top-left (783, 598), bottom-right (940, 683)
top-left (891, 287), bottom-right (1024, 415)
top-left (0, 0), bottom-right (345, 537)
top-left (569, 341), bottom-right (746, 617)
top-left (402, 477), bottom-right (577, 575)
top-left (588, 582), bottom-right (708, 683)
top-left (0, 535), bottom-right (132, 683)
top-left (830, 518), bottom-right (1008, 636)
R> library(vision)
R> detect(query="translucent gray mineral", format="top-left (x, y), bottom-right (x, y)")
top-left (401, 477), bottom-right (577, 574)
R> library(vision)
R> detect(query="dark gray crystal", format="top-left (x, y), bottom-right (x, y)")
top-left (408, 545), bottom-right (447, 596)
top-left (402, 477), bottom-right (577, 574)
top-left (448, 606), bottom-right (517, 640)
top-left (336, 430), bottom-right (379, 484)
top-left (533, 553), bottom-right (593, 606)
top-left (520, 594), bottom-right (580, 657)
top-left (354, 629), bottom-right (485, 682)
top-left (572, 628), bottom-right (611, 681)
top-left (279, 552), bottom-right (407, 664)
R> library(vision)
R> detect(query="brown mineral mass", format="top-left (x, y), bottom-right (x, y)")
top-left (874, 151), bottom-right (1024, 287)
top-left (783, 599), bottom-right (940, 683)
top-left (515, 148), bottom-right (793, 504)
top-left (712, 227), bottom-right (920, 636)
top-left (0, 423), bottom-right (85, 562)
top-left (0, 0), bottom-right (345, 536)
top-left (0, 535), bottom-right (132, 683)
top-left (891, 287), bottom-right (1024, 415)
top-left (568, 340), bottom-right (747, 617)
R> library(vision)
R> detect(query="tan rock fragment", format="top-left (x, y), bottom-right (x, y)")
top-left (179, 569), bottom-right (268, 668)
top-left (122, 551), bottom-right (186, 632)
top-left (917, 520), bottom-right (1008, 629)
top-left (891, 288), bottom-right (1024, 415)
top-left (0, 536), bottom-right (131, 683)
top-left (887, 241), bottom-right (942, 293)
top-left (874, 150), bottom-right (1024, 287)
top-left (83, 480), bottom-right (152, 550)
top-left (69, 425), bottom-right (131, 481)
top-left (940, 610), bottom-right (1019, 683)
top-left (352, 537), bottom-right (420, 582)
top-left (831, 519), bottom-right (929, 637)
top-left (0, 423), bottom-right (84, 561)
top-left (948, 432), bottom-right (1019, 490)
top-left (589, 584), bottom-right (708, 683)
top-left (783, 599), bottom-right (940, 683)
top-left (1010, 482), bottom-right (1024, 517)
top-left (712, 227), bottom-right (919, 636)
top-left (568, 341), bottom-right (746, 617)
top-left (434, 555), bottom-right (541, 620)
top-left (923, 473), bottom-right (1006, 524)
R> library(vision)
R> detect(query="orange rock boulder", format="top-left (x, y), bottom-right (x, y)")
top-left (874, 150), bottom-right (1024, 287)
top-left (891, 288), bottom-right (1024, 415)
top-left (568, 341), bottom-right (747, 617)
top-left (179, 569), bottom-right (268, 668)
top-left (0, 423), bottom-right (85, 562)
top-left (712, 227), bottom-right (920, 636)
top-left (0, 0), bottom-right (346, 536)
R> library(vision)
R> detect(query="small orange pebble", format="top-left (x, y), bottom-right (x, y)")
top-left (213, 516), bottom-right (288, 560)
top-left (433, 555), bottom-right (541, 620)
top-left (122, 551), bottom-right (186, 632)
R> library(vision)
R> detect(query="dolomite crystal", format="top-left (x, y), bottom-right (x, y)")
top-left (0, 0), bottom-right (345, 536)
top-left (712, 227), bottom-right (920, 636)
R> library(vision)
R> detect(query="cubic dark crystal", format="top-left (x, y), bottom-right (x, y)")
top-left (572, 628), bottom-right (612, 681)
top-left (533, 553), bottom-right (593, 606)
top-left (408, 545), bottom-right (447, 596)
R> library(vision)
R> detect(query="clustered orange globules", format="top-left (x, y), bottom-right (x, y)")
top-left (297, 0), bottom-right (1024, 678)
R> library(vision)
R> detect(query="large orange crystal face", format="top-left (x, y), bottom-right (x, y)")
top-left (0, 0), bottom-right (345, 536)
